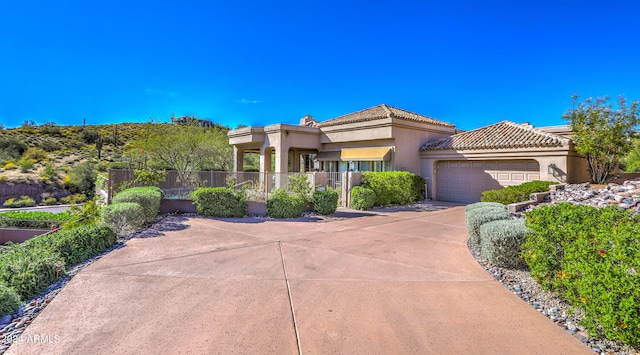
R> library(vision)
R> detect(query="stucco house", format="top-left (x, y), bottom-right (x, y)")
top-left (228, 104), bottom-right (588, 203)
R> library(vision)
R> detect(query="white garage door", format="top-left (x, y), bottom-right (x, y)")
top-left (436, 160), bottom-right (540, 203)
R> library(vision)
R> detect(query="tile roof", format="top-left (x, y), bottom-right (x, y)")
top-left (315, 104), bottom-right (454, 128)
top-left (420, 121), bottom-right (568, 151)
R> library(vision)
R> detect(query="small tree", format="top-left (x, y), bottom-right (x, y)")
top-left (129, 119), bottom-right (232, 184)
top-left (563, 95), bottom-right (640, 184)
top-left (622, 138), bottom-right (640, 172)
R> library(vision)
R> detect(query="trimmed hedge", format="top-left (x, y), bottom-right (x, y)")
top-left (267, 189), bottom-right (304, 218)
top-left (2, 196), bottom-right (36, 208)
top-left (522, 203), bottom-right (640, 346)
top-left (0, 211), bottom-right (74, 229)
top-left (464, 202), bottom-right (507, 213)
top-left (100, 202), bottom-right (145, 235)
top-left (0, 242), bottom-right (60, 301)
top-left (479, 219), bottom-right (529, 268)
top-left (350, 186), bottom-right (376, 210)
top-left (0, 223), bottom-right (117, 303)
top-left (0, 281), bottom-right (22, 315)
top-left (112, 186), bottom-right (163, 224)
top-left (313, 189), bottom-right (339, 215)
top-left (26, 223), bottom-right (117, 268)
top-left (361, 171), bottom-right (424, 206)
top-left (480, 180), bottom-right (557, 205)
top-left (191, 187), bottom-right (247, 218)
top-left (465, 207), bottom-right (511, 250)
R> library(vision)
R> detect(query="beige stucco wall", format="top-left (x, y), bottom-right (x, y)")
top-left (392, 120), bottom-right (455, 175)
top-left (230, 119), bottom-right (456, 175)
top-left (319, 118), bottom-right (394, 143)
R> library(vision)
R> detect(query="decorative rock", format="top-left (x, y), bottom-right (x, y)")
top-left (0, 315), bottom-right (12, 328)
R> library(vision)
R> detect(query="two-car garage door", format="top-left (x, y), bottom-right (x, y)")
top-left (436, 160), bottom-right (540, 203)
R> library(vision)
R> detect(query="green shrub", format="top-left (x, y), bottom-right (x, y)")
top-left (0, 281), bottom-right (22, 315)
top-left (22, 147), bottom-right (49, 162)
top-left (133, 169), bottom-right (166, 186)
top-left (350, 186), bottom-right (377, 210)
top-left (101, 203), bottom-right (145, 235)
top-left (17, 158), bottom-right (36, 172)
top-left (481, 181), bottom-right (557, 205)
top-left (465, 202), bottom-right (507, 213)
top-left (411, 174), bottom-right (426, 201)
top-left (313, 189), bottom-right (339, 215)
top-left (64, 161), bottom-right (97, 195)
top-left (267, 188), bottom-right (304, 218)
top-left (479, 219), bottom-right (529, 268)
top-left (522, 203), bottom-right (640, 346)
top-left (2, 196), bottom-right (36, 208)
top-left (39, 138), bottom-right (62, 152)
top-left (191, 187), bottom-right (247, 218)
top-left (0, 136), bottom-right (28, 162)
top-left (465, 207), bottom-right (511, 250)
top-left (62, 200), bottom-right (102, 229)
top-left (361, 171), bottom-right (424, 206)
top-left (0, 211), bottom-right (74, 228)
top-left (59, 193), bottom-right (87, 205)
top-left (0, 243), bottom-right (60, 301)
top-left (112, 186), bottom-right (163, 223)
top-left (40, 162), bottom-right (59, 182)
top-left (29, 223), bottom-right (117, 266)
top-left (43, 197), bottom-right (58, 205)
top-left (521, 203), bottom-right (599, 290)
top-left (288, 173), bottom-right (313, 203)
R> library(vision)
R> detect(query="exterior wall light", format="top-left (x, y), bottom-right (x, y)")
top-left (548, 163), bottom-right (556, 174)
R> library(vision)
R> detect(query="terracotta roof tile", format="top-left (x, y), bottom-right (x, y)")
top-left (420, 121), bottom-right (567, 151)
top-left (316, 104), bottom-right (454, 128)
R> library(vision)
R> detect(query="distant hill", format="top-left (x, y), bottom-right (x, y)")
top-left (0, 121), bottom-right (230, 205)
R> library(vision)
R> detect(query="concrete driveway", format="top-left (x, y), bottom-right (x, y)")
top-left (6, 204), bottom-right (591, 354)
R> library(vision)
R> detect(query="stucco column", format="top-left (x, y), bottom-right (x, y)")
top-left (233, 147), bottom-right (244, 172)
top-left (293, 150), bottom-right (301, 172)
top-left (274, 145), bottom-right (289, 174)
top-left (274, 145), bottom-right (289, 188)
top-left (259, 146), bottom-right (272, 173)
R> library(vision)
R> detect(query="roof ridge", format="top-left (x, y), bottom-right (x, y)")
top-left (381, 104), bottom-right (393, 118)
top-left (316, 104), bottom-right (455, 128)
top-left (502, 121), bottom-right (568, 141)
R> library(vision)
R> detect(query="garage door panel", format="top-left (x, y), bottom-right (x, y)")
top-left (436, 160), bottom-right (540, 203)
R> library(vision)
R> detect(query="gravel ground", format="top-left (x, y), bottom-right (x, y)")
top-left (468, 242), bottom-right (639, 355)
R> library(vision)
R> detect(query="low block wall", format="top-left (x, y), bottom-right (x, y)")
top-left (247, 201), bottom-right (267, 216)
top-left (159, 199), bottom-right (197, 214)
top-left (0, 228), bottom-right (49, 244)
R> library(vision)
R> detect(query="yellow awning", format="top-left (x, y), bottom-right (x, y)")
top-left (340, 147), bottom-right (392, 161)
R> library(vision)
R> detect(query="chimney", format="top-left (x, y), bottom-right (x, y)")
top-left (521, 122), bottom-right (533, 128)
top-left (300, 115), bottom-right (316, 126)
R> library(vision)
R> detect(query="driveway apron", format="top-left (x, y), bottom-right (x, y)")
top-left (6, 205), bottom-right (591, 354)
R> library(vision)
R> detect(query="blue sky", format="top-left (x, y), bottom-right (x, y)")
top-left (1, 1), bottom-right (639, 130)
